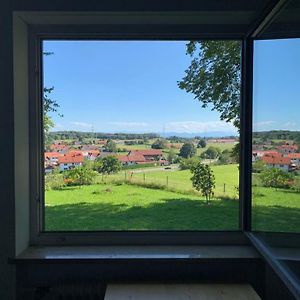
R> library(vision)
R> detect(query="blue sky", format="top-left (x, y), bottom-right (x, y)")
top-left (43, 39), bottom-right (300, 135)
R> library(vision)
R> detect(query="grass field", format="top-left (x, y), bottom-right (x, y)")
top-left (105, 164), bottom-right (239, 198)
top-left (45, 183), bottom-right (239, 231)
top-left (45, 163), bottom-right (300, 232)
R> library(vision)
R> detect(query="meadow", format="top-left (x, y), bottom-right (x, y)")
top-left (45, 163), bottom-right (300, 232)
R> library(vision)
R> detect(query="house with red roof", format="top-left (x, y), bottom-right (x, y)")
top-left (129, 149), bottom-right (163, 161)
top-left (262, 156), bottom-right (292, 172)
top-left (287, 153), bottom-right (300, 167)
top-left (44, 151), bottom-right (63, 164)
top-left (277, 144), bottom-right (298, 155)
top-left (58, 153), bottom-right (84, 171)
top-left (118, 154), bottom-right (147, 165)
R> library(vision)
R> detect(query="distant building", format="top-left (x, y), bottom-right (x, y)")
top-left (262, 156), bottom-right (291, 172)
top-left (118, 154), bottom-right (147, 165)
top-left (58, 153), bottom-right (84, 171)
top-left (129, 149), bottom-right (163, 161)
top-left (277, 144), bottom-right (298, 155)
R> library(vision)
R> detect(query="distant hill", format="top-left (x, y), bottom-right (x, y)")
top-left (253, 130), bottom-right (300, 141)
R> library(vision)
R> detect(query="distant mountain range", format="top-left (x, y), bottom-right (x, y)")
top-left (160, 131), bottom-right (238, 138)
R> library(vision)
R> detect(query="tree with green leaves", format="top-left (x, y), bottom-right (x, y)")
top-left (104, 139), bottom-right (117, 152)
top-left (200, 146), bottom-right (220, 160)
top-left (151, 139), bottom-right (167, 149)
top-left (197, 139), bottom-right (206, 148)
top-left (167, 148), bottom-right (177, 164)
top-left (65, 167), bottom-right (97, 186)
top-left (179, 142), bottom-right (196, 158)
top-left (191, 163), bottom-right (215, 204)
top-left (43, 52), bottom-right (63, 146)
top-left (178, 41), bottom-right (241, 129)
top-left (94, 156), bottom-right (121, 175)
top-left (179, 156), bottom-right (200, 170)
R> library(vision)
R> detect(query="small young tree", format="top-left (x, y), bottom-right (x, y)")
top-left (94, 156), bottom-right (121, 175)
top-left (200, 146), bottom-right (219, 160)
top-left (197, 139), bottom-right (206, 148)
top-left (190, 163), bottom-right (215, 204)
top-left (179, 142), bottom-right (196, 158)
top-left (179, 157), bottom-right (200, 170)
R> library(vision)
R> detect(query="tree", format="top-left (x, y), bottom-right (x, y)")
top-left (179, 157), bottom-right (200, 170)
top-left (43, 52), bottom-right (63, 146)
top-left (94, 156), bottom-right (121, 175)
top-left (260, 168), bottom-right (293, 189)
top-left (231, 143), bottom-right (240, 163)
top-left (104, 139), bottom-right (117, 152)
top-left (200, 146), bottom-right (220, 160)
top-left (65, 167), bottom-right (97, 186)
top-left (191, 163), bottom-right (215, 204)
top-left (151, 139), bottom-right (167, 149)
top-left (179, 142), bottom-right (196, 158)
top-left (197, 139), bottom-right (206, 148)
top-left (178, 41), bottom-right (241, 129)
top-left (167, 148), bottom-right (177, 164)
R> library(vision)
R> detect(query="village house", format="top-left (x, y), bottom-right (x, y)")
top-left (58, 153), bottom-right (84, 171)
top-left (262, 156), bottom-right (292, 172)
top-left (44, 151), bottom-right (63, 164)
top-left (277, 143), bottom-right (298, 155)
top-left (50, 143), bottom-right (69, 154)
top-left (118, 154), bottom-right (147, 165)
top-left (287, 153), bottom-right (300, 167)
top-left (82, 149), bottom-right (101, 161)
top-left (252, 150), bottom-right (280, 162)
top-left (129, 149), bottom-right (163, 161)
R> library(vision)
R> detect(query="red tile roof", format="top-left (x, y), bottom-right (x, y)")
top-left (287, 153), bottom-right (300, 159)
top-left (118, 154), bottom-right (146, 163)
top-left (44, 152), bottom-right (63, 159)
top-left (262, 156), bottom-right (291, 165)
top-left (130, 149), bottom-right (163, 156)
top-left (58, 155), bottom-right (84, 164)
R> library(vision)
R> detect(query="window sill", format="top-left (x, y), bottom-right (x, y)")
top-left (12, 245), bottom-right (259, 263)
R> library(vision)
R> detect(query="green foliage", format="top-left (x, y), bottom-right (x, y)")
top-left (167, 148), bottom-right (177, 163)
top-left (252, 160), bottom-right (266, 173)
top-left (95, 156), bottom-right (121, 175)
top-left (293, 178), bottom-right (300, 192)
top-left (197, 139), bottom-right (206, 148)
top-left (260, 168), bottom-right (294, 189)
top-left (231, 142), bottom-right (239, 163)
top-left (191, 163), bottom-right (215, 204)
top-left (179, 157), bottom-right (200, 170)
top-left (218, 150), bottom-right (233, 165)
top-left (178, 41), bottom-right (241, 128)
top-left (65, 167), bottom-right (97, 186)
top-left (179, 142), bottom-right (196, 158)
top-left (104, 139), bottom-right (117, 152)
top-left (200, 146), bottom-right (220, 159)
top-left (45, 173), bottom-right (65, 191)
top-left (151, 139), bottom-right (167, 149)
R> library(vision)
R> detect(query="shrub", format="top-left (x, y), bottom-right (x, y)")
top-left (179, 142), bottom-right (196, 158)
top-left (65, 167), bottom-right (98, 186)
top-left (260, 168), bottom-right (294, 189)
top-left (45, 173), bottom-right (65, 190)
top-left (94, 156), bottom-right (122, 175)
top-left (293, 178), bottom-right (300, 192)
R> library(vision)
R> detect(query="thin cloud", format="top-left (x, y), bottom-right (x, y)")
top-left (70, 121), bottom-right (93, 129)
top-left (107, 122), bottom-right (149, 129)
top-left (165, 121), bottom-right (236, 133)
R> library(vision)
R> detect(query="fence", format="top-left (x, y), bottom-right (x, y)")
top-left (96, 171), bottom-right (238, 199)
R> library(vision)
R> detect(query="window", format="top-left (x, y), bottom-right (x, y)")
top-left (252, 38), bottom-right (300, 233)
top-left (40, 40), bottom-right (241, 232)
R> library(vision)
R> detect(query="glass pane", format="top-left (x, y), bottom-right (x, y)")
top-left (43, 40), bottom-right (241, 231)
top-left (252, 38), bottom-right (300, 232)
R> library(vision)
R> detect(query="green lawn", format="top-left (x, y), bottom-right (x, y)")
top-left (45, 163), bottom-right (300, 232)
top-left (45, 183), bottom-right (239, 231)
top-left (106, 164), bottom-right (239, 198)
